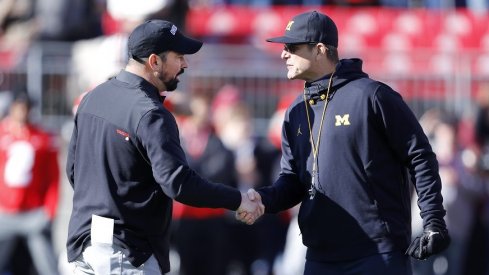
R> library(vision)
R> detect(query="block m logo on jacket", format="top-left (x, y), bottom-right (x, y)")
top-left (335, 114), bottom-right (350, 126)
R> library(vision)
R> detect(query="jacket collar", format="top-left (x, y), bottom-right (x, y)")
top-left (304, 58), bottom-right (368, 103)
top-left (115, 70), bottom-right (165, 103)
top-left (304, 75), bottom-right (333, 103)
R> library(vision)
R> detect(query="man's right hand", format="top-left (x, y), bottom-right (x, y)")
top-left (235, 189), bottom-right (265, 225)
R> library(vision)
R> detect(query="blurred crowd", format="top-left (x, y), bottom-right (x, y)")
top-left (1, 0), bottom-right (489, 96)
top-left (0, 0), bottom-right (488, 59)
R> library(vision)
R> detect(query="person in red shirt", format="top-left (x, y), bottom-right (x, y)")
top-left (0, 92), bottom-right (60, 275)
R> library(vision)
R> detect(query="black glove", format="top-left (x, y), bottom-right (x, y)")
top-left (406, 226), bottom-right (450, 260)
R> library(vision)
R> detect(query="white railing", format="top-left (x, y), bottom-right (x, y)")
top-left (1, 42), bottom-right (486, 136)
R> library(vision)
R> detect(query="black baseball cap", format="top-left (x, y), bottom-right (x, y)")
top-left (266, 11), bottom-right (338, 47)
top-left (128, 20), bottom-right (203, 59)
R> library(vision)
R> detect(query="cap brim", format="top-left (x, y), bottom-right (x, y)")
top-left (173, 32), bottom-right (203, 54)
top-left (266, 36), bottom-right (309, 44)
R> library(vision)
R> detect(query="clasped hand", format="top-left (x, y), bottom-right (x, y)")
top-left (235, 189), bottom-right (265, 225)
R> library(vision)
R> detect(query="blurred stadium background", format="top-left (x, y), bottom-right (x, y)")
top-left (2, 1), bottom-right (489, 135)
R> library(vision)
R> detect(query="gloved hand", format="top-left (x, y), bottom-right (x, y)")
top-left (406, 226), bottom-right (450, 260)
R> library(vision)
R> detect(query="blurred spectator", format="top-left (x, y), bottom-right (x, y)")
top-left (106, 0), bottom-right (187, 30)
top-left (412, 110), bottom-right (486, 275)
top-left (0, 0), bottom-right (37, 55)
top-left (467, 85), bottom-right (489, 275)
top-left (0, 0), bottom-right (104, 58)
top-left (145, 0), bottom-right (190, 33)
top-left (0, 0), bottom-right (33, 30)
top-left (212, 88), bottom-right (260, 274)
top-left (475, 86), bottom-right (489, 151)
top-left (6, 240), bottom-right (38, 275)
top-left (172, 92), bottom-right (237, 275)
top-left (0, 91), bottom-right (60, 275)
top-left (36, 0), bottom-right (104, 41)
top-left (0, 91), bottom-right (13, 118)
top-left (266, 92), bottom-right (297, 153)
top-left (211, 84), bottom-right (242, 142)
top-left (211, 85), bottom-right (289, 275)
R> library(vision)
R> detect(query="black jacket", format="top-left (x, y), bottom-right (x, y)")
top-left (258, 58), bottom-right (446, 262)
top-left (66, 70), bottom-right (241, 272)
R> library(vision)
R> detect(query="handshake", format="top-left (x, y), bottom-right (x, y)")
top-left (235, 189), bottom-right (265, 225)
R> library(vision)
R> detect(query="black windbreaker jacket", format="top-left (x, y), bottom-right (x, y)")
top-left (258, 58), bottom-right (446, 262)
top-left (66, 70), bottom-right (241, 272)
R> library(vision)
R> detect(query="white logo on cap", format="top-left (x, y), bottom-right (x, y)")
top-left (171, 25), bottom-right (177, 35)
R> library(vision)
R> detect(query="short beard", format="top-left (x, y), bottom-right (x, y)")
top-left (164, 78), bottom-right (179, 91)
top-left (164, 69), bottom-right (184, 91)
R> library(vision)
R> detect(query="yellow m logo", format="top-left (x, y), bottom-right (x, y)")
top-left (335, 114), bottom-right (351, 126)
top-left (286, 21), bottom-right (294, 31)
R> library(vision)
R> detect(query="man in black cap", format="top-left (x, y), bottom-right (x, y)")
top-left (238, 10), bottom-right (450, 274)
top-left (66, 19), bottom-right (264, 274)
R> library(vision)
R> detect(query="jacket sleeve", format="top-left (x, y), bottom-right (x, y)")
top-left (258, 113), bottom-right (306, 213)
top-left (137, 109), bottom-right (241, 210)
top-left (372, 84), bottom-right (446, 229)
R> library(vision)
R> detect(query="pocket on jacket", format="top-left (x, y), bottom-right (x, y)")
top-left (297, 191), bottom-right (380, 251)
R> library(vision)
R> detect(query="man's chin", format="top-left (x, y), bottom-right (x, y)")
top-left (287, 74), bottom-right (298, 80)
top-left (165, 80), bottom-right (179, 92)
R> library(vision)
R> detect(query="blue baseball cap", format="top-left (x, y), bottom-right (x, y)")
top-left (128, 20), bottom-right (203, 59)
top-left (266, 11), bottom-right (338, 47)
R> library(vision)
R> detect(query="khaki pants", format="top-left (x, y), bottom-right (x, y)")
top-left (70, 244), bottom-right (161, 275)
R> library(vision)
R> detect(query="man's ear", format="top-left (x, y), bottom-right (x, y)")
top-left (318, 43), bottom-right (327, 56)
top-left (315, 43), bottom-right (326, 61)
top-left (148, 54), bottom-right (159, 69)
